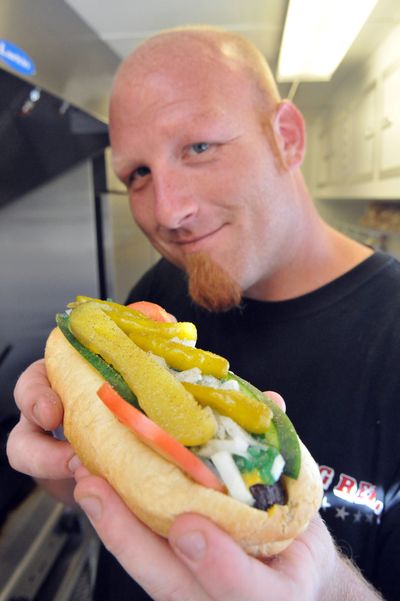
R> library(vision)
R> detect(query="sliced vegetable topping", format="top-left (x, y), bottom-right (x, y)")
top-left (233, 446), bottom-right (285, 486)
top-left (126, 300), bottom-right (176, 323)
top-left (128, 330), bottom-right (229, 379)
top-left (182, 382), bottom-right (272, 434)
top-left (227, 372), bottom-right (301, 479)
top-left (209, 450), bottom-right (254, 505)
top-left (69, 301), bottom-right (217, 446)
top-left (57, 296), bottom-right (298, 512)
top-left (56, 313), bottom-right (139, 408)
top-left (97, 382), bottom-right (224, 492)
top-left (70, 296), bottom-right (197, 342)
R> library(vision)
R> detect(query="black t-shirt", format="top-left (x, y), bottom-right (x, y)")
top-left (94, 251), bottom-right (400, 601)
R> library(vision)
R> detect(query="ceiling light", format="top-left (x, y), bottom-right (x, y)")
top-left (277, 0), bottom-right (378, 82)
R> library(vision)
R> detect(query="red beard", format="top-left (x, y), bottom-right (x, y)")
top-left (185, 252), bottom-right (242, 312)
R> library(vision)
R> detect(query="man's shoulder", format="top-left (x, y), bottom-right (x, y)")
top-left (356, 251), bottom-right (400, 306)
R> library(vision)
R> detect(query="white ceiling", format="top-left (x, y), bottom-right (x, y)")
top-left (64, 0), bottom-right (288, 65)
top-left (64, 0), bottom-right (400, 116)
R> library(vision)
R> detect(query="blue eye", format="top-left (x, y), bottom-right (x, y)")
top-left (132, 166), bottom-right (150, 179)
top-left (190, 142), bottom-right (209, 154)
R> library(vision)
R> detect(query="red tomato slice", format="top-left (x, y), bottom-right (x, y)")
top-left (97, 382), bottom-right (225, 492)
top-left (126, 301), bottom-right (176, 323)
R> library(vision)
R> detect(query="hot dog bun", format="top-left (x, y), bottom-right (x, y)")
top-left (45, 326), bottom-right (323, 556)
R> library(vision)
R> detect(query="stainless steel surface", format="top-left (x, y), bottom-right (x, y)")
top-left (0, 488), bottom-right (99, 601)
top-left (0, 489), bottom-right (68, 601)
top-left (0, 161), bottom-right (99, 343)
top-left (0, 0), bottom-right (119, 122)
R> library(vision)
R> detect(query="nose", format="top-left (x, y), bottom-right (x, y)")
top-left (153, 167), bottom-right (198, 230)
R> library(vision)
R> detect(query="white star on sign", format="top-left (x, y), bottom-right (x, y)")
top-left (353, 511), bottom-right (362, 523)
top-left (321, 496), bottom-right (331, 510)
top-left (335, 506), bottom-right (350, 521)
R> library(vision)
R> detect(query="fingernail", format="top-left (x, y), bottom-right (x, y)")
top-left (68, 455), bottom-right (81, 473)
top-left (78, 497), bottom-right (102, 522)
top-left (173, 531), bottom-right (207, 561)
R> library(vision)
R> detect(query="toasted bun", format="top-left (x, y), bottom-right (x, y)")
top-left (45, 327), bottom-right (322, 556)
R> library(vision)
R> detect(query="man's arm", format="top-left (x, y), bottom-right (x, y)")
top-left (322, 554), bottom-right (385, 601)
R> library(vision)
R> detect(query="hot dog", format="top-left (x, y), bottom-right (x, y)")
top-left (45, 296), bottom-right (322, 556)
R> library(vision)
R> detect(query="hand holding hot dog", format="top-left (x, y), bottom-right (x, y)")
top-left (73, 467), bottom-right (381, 601)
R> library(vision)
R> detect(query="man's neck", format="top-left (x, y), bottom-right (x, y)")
top-left (246, 220), bottom-right (373, 302)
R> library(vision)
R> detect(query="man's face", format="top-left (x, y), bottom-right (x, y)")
top-left (110, 53), bottom-right (296, 308)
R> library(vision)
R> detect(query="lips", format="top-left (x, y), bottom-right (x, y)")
top-left (171, 225), bottom-right (226, 250)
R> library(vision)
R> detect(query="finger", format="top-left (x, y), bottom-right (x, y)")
top-left (264, 390), bottom-right (286, 412)
top-left (14, 358), bottom-right (63, 430)
top-left (7, 415), bottom-right (75, 479)
top-left (169, 513), bottom-right (290, 601)
top-left (74, 476), bottom-right (211, 601)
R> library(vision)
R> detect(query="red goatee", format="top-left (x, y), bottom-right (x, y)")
top-left (185, 252), bottom-right (242, 312)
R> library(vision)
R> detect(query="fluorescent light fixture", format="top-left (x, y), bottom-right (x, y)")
top-left (277, 0), bottom-right (378, 82)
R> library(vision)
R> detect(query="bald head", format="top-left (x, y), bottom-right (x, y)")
top-left (110, 26), bottom-right (281, 125)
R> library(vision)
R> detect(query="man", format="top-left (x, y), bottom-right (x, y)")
top-left (7, 27), bottom-right (400, 600)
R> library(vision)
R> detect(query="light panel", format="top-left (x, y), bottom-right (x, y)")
top-left (277, 0), bottom-right (378, 82)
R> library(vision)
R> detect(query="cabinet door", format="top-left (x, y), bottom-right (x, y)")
top-left (380, 61), bottom-right (400, 177)
top-left (329, 110), bottom-right (349, 185)
top-left (316, 116), bottom-right (330, 188)
top-left (350, 82), bottom-right (376, 182)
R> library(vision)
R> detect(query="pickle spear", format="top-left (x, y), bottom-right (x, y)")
top-left (226, 373), bottom-right (301, 479)
top-left (69, 302), bottom-right (217, 446)
top-left (70, 296), bottom-right (197, 342)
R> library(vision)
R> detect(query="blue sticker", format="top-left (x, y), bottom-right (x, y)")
top-left (0, 40), bottom-right (36, 76)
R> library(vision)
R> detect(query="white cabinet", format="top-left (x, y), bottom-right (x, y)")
top-left (315, 117), bottom-right (330, 188)
top-left (330, 110), bottom-right (350, 185)
top-left (315, 109), bottom-right (349, 189)
top-left (379, 60), bottom-right (400, 178)
top-left (308, 25), bottom-right (400, 200)
top-left (349, 82), bottom-right (377, 183)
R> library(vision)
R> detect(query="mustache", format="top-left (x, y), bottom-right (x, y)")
top-left (185, 252), bottom-right (242, 312)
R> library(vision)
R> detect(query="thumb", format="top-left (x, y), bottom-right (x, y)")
top-left (74, 473), bottom-right (209, 600)
top-left (169, 513), bottom-right (288, 601)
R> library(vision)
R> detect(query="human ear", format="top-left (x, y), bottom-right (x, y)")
top-left (272, 100), bottom-right (305, 169)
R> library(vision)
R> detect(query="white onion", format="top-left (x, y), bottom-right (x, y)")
top-left (174, 367), bottom-right (202, 383)
top-left (271, 454), bottom-right (285, 481)
top-left (210, 451), bottom-right (254, 505)
top-left (219, 379), bottom-right (240, 391)
top-left (217, 416), bottom-right (256, 446)
top-left (196, 437), bottom-right (249, 458)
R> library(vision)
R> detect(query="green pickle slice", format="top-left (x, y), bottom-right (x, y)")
top-left (226, 372), bottom-right (301, 479)
top-left (56, 313), bottom-right (139, 408)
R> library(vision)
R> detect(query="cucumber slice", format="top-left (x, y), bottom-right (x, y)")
top-left (227, 372), bottom-right (301, 479)
top-left (56, 313), bottom-right (140, 408)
